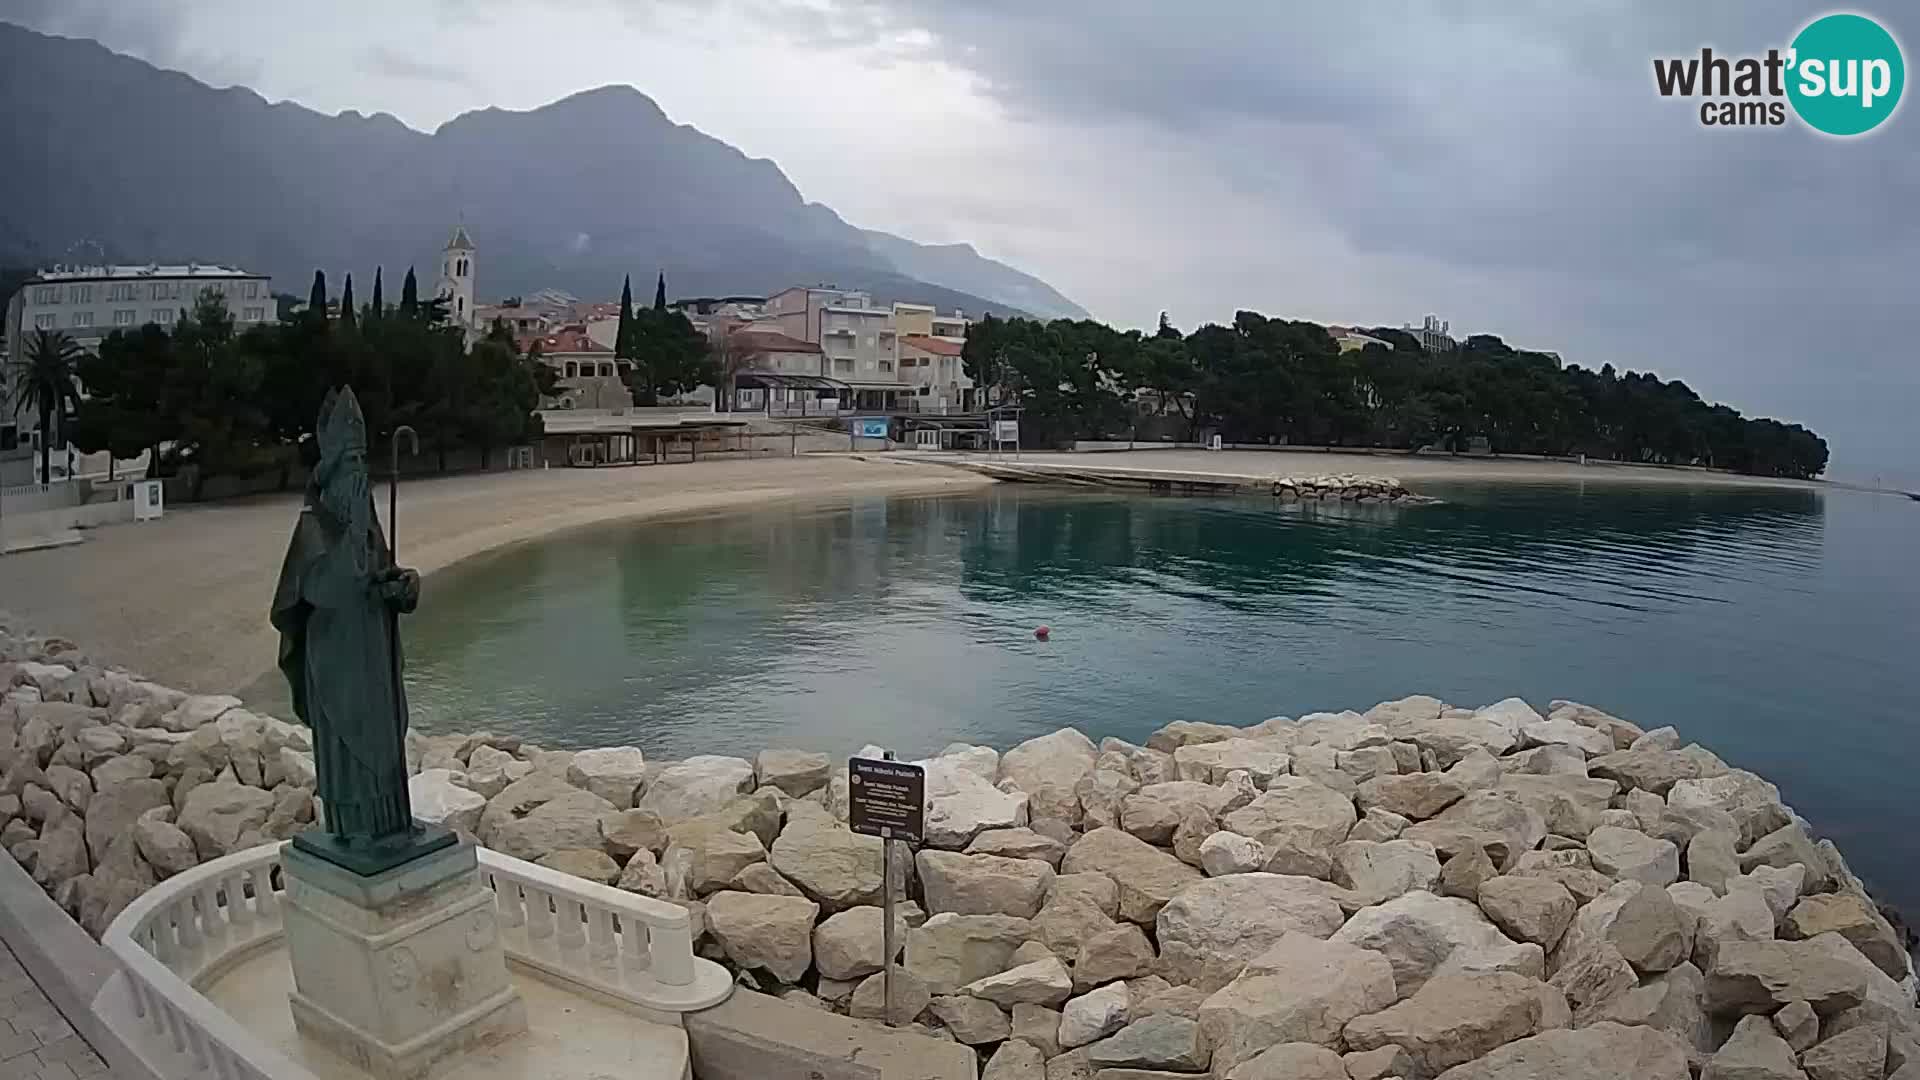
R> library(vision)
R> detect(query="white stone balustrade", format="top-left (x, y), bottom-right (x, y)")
top-left (95, 842), bottom-right (731, 1080)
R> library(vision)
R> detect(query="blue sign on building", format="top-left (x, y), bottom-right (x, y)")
top-left (854, 418), bottom-right (889, 440)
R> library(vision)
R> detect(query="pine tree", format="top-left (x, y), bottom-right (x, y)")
top-left (653, 271), bottom-right (667, 311)
top-left (616, 275), bottom-right (635, 359)
top-left (339, 273), bottom-right (357, 332)
top-left (401, 267), bottom-right (419, 318)
top-left (308, 270), bottom-right (328, 323)
top-left (369, 267), bottom-right (384, 321)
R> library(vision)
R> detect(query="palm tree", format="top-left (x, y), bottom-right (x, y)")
top-left (13, 329), bottom-right (85, 484)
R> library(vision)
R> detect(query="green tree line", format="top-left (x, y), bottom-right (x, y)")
top-left (613, 271), bottom-right (714, 406)
top-left (962, 311), bottom-right (1828, 479)
top-left (67, 268), bottom-right (555, 496)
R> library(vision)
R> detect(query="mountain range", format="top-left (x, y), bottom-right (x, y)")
top-left (0, 22), bottom-right (1087, 320)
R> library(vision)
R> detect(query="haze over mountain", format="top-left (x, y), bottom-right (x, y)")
top-left (0, 22), bottom-right (1087, 319)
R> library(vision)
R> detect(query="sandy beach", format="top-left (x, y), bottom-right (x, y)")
top-left (3, 446), bottom-right (1888, 697)
top-left (0, 455), bottom-right (990, 695)
top-left (940, 447), bottom-right (1864, 491)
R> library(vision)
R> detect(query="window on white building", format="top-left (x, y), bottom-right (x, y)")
top-left (69, 284), bottom-right (93, 304)
top-left (114, 309), bottom-right (136, 326)
top-left (152, 309), bottom-right (174, 325)
top-left (245, 282), bottom-right (261, 299)
top-left (879, 360), bottom-right (893, 373)
top-left (565, 362), bottom-right (578, 378)
top-left (150, 282), bottom-right (173, 301)
top-left (33, 285), bottom-right (57, 304)
top-left (242, 307), bottom-right (266, 322)
top-left (71, 311), bottom-right (94, 328)
top-left (32, 313), bottom-right (55, 330)
top-left (108, 283), bottom-right (135, 302)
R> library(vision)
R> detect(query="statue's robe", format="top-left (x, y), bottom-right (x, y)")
top-left (271, 501), bottom-right (414, 840)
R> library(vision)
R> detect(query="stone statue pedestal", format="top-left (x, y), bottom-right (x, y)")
top-left (283, 837), bottom-right (526, 1080)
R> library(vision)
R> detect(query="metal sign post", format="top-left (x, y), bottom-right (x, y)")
top-left (848, 753), bottom-right (926, 1027)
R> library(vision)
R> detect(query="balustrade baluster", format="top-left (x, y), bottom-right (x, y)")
top-left (586, 904), bottom-right (617, 974)
top-left (493, 876), bottom-right (525, 929)
top-left (174, 896), bottom-right (203, 961)
top-left (226, 871), bottom-right (255, 935)
top-left (251, 864), bottom-right (279, 922)
top-left (617, 912), bottom-right (651, 980)
top-left (557, 898), bottom-right (587, 960)
top-left (524, 886), bottom-right (555, 949)
top-left (650, 922), bottom-right (694, 987)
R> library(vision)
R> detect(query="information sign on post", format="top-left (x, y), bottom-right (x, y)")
top-left (848, 756), bottom-right (925, 843)
top-left (993, 419), bottom-right (1020, 444)
top-left (853, 417), bottom-right (890, 440)
top-left (849, 754), bottom-right (924, 1026)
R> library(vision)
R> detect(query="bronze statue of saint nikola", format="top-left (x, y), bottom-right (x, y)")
top-left (272, 385), bottom-right (452, 874)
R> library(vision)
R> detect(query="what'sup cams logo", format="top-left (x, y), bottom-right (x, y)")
top-left (1654, 12), bottom-right (1904, 135)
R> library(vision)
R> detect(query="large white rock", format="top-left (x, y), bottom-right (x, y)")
top-left (1586, 826), bottom-right (1680, 888)
top-left (904, 913), bottom-right (1033, 994)
top-left (83, 777), bottom-right (169, 865)
top-left (487, 790), bottom-right (616, 862)
top-left (636, 755), bottom-right (754, 823)
top-left (812, 905), bottom-right (909, 982)
top-left (663, 823), bottom-right (768, 895)
top-left (1433, 1021), bottom-right (1692, 1080)
top-left (1172, 739), bottom-right (1291, 785)
top-left (1403, 792), bottom-right (1548, 872)
top-left (1331, 840), bottom-right (1442, 902)
top-left (1343, 971), bottom-right (1570, 1079)
top-left (1058, 981), bottom-right (1131, 1048)
top-left (409, 768), bottom-right (487, 835)
top-left (706, 891), bottom-right (819, 983)
top-left (1197, 932), bottom-right (1397, 1072)
top-left (1222, 778), bottom-right (1357, 854)
top-left (1517, 718), bottom-right (1614, 758)
top-left (754, 749), bottom-right (831, 797)
top-left (1476, 876), bottom-right (1576, 951)
top-left (1494, 775), bottom-right (1619, 839)
top-left (1119, 781), bottom-right (1234, 843)
top-left (917, 850), bottom-right (1055, 918)
top-left (963, 956), bottom-right (1073, 1007)
top-left (999, 729), bottom-right (1098, 826)
top-left (1198, 832), bottom-right (1267, 877)
top-left (921, 755), bottom-right (1030, 849)
top-left (565, 746), bottom-right (647, 808)
top-left (1705, 935), bottom-right (1869, 1017)
top-left (1060, 828), bottom-right (1203, 925)
top-left (1157, 873), bottom-right (1347, 991)
top-left (1703, 1014), bottom-right (1807, 1080)
top-left (1356, 773), bottom-right (1467, 821)
top-left (176, 780), bottom-right (275, 860)
top-left (1331, 890), bottom-right (1542, 997)
top-left (769, 815), bottom-right (892, 912)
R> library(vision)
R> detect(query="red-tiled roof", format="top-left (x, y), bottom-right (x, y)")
top-left (522, 327), bottom-right (610, 354)
top-left (902, 334), bottom-right (964, 357)
top-left (730, 329), bottom-right (822, 353)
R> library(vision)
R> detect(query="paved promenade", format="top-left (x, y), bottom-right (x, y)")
top-left (0, 941), bottom-right (106, 1080)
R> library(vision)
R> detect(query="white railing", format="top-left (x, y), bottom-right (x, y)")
top-left (98, 845), bottom-right (306, 1080)
top-left (97, 842), bottom-right (731, 1080)
top-left (479, 852), bottom-right (732, 1015)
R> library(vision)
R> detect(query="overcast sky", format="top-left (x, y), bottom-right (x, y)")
top-left (4, 0), bottom-right (1915, 471)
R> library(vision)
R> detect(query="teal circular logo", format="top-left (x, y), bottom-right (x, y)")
top-left (1787, 13), bottom-right (1905, 136)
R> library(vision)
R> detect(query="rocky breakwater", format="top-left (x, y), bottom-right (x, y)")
top-left (1267, 473), bottom-right (1428, 503)
top-left (3, 613), bottom-right (1917, 1080)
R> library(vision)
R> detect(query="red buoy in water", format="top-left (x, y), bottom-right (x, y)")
top-left (1034, 625), bottom-right (1051, 640)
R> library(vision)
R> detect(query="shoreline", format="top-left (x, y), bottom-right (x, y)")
top-left (0, 447), bottom-right (1894, 698)
top-left (0, 456), bottom-right (990, 696)
top-left (3, 613), bottom-right (1913, 1076)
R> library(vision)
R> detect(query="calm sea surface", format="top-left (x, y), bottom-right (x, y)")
top-left (401, 483), bottom-right (1920, 911)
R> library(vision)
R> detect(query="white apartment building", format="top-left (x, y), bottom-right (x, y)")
top-left (2, 263), bottom-right (272, 463)
top-left (1404, 314), bottom-right (1457, 353)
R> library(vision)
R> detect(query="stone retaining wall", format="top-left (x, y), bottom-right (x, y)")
top-left (2, 610), bottom-right (1916, 1080)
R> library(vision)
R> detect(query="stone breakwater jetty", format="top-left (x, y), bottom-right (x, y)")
top-left (2, 614), bottom-right (1917, 1080)
top-left (938, 459), bottom-right (1438, 504)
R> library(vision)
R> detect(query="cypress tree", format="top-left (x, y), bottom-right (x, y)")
top-left (339, 273), bottom-right (357, 332)
top-left (401, 267), bottom-right (419, 318)
top-left (616, 275), bottom-right (635, 359)
top-left (653, 271), bottom-right (667, 311)
top-left (308, 270), bottom-right (328, 323)
top-left (369, 267), bottom-right (384, 321)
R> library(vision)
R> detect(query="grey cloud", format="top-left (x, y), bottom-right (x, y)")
top-left (361, 46), bottom-right (474, 87)
top-left (834, 0), bottom-right (1920, 465)
top-left (0, 0), bottom-right (262, 88)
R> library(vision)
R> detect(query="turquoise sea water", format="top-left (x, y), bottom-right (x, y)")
top-left (403, 483), bottom-right (1920, 912)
